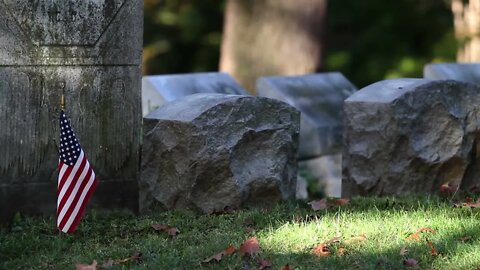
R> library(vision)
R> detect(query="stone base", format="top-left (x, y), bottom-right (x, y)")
top-left (0, 180), bottom-right (138, 223)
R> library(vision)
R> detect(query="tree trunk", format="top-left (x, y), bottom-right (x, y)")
top-left (452, 0), bottom-right (480, 61)
top-left (220, 0), bottom-right (327, 92)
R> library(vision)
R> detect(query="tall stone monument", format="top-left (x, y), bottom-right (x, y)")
top-left (0, 1), bottom-right (142, 221)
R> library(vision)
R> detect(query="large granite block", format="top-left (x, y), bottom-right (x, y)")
top-left (0, 0), bottom-right (142, 222)
top-left (141, 94), bottom-right (300, 213)
top-left (424, 63), bottom-right (480, 84)
top-left (343, 79), bottom-right (480, 196)
top-left (142, 72), bottom-right (249, 116)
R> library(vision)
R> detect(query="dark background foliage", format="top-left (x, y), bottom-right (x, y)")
top-left (143, 0), bottom-right (456, 88)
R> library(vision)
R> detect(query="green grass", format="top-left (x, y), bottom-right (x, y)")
top-left (2, 196), bottom-right (480, 270)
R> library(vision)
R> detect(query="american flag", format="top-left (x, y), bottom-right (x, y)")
top-left (57, 110), bottom-right (98, 233)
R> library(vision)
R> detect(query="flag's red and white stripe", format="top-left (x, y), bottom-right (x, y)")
top-left (57, 150), bottom-right (98, 233)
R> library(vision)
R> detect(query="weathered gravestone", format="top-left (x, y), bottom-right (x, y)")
top-left (424, 63), bottom-right (480, 84)
top-left (343, 79), bottom-right (480, 196)
top-left (141, 93), bottom-right (300, 213)
top-left (0, 0), bottom-right (142, 221)
top-left (142, 72), bottom-right (249, 116)
top-left (257, 73), bottom-right (356, 197)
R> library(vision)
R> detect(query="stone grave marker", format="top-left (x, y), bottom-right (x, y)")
top-left (142, 72), bottom-right (249, 116)
top-left (343, 79), bottom-right (480, 197)
top-left (257, 73), bottom-right (356, 197)
top-left (424, 63), bottom-right (480, 84)
top-left (141, 93), bottom-right (300, 213)
top-left (0, 0), bottom-right (142, 221)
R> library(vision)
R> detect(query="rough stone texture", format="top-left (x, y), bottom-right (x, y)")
top-left (0, 0), bottom-right (142, 222)
top-left (141, 93), bottom-right (300, 213)
top-left (424, 63), bottom-right (480, 84)
top-left (343, 79), bottom-right (480, 197)
top-left (142, 72), bottom-right (249, 116)
top-left (257, 72), bottom-right (356, 159)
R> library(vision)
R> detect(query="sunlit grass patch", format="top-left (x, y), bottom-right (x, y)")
top-left (1, 196), bottom-right (480, 269)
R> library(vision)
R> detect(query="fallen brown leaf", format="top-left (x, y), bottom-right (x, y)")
top-left (337, 246), bottom-right (346, 256)
top-left (239, 237), bottom-right (260, 257)
top-left (75, 260), bottom-right (97, 270)
top-left (426, 239), bottom-right (438, 256)
top-left (258, 258), bottom-right (272, 269)
top-left (399, 247), bottom-right (408, 256)
top-left (405, 233), bottom-right (421, 241)
top-left (334, 198), bottom-right (350, 206)
top-left (308, 199), bottom-right (328, 211)
top-left (202, 245), bottom-right (237, 264)
top-left (116, 252), bottom-right (142, 264)
top-left (345, 234), bottom-right (367, 243)
top-left (468, 198), bottom-right (480, 208)
top-left (202, 252), bottom-right (224, 263)
top-left (101, 252), bottom-right (142, 268)
top-left (166, 227), bottom-right (180, 236)
top-left (281, 264), bottom-right (294, 270)
top-left (403, 258), bottom-right (419, 268)
top-left (406, 227), bottom-right (435, 241)
top-left (440, 183), bottom-right (458, 195)
top-left (312, 243), bottom-right (331, 257)
top-left (151, 224), bottom-right (180, 236)
top-left (224, 245), bottom-right (237, 256)
top-left (418, 227), bottom-right (436, 234)
top-left (458, 236), bottom-right (472, 242)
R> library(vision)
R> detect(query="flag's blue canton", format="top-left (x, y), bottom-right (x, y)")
top-left (59, 111), bottom-right (81, 166)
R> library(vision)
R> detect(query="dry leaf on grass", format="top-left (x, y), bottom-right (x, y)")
top-left (337, 246), bottom-right (346, 256)
top-left (202, 245), bottom-right (237, 263)
top-left (75, 260), bottom-right (97, 270)
top-left (467, 198), bottom-right (480, 208)
top-left (399, 247), bottom-right (408, 256)
top-left (239, 237), bottom-right (260, 257)
top-left (308, 199), bottom-right (328, 211)
top-left (312, 236), bottom-right (341, 257)
top-left (115, 252), bottom-right (142, 264)
top-left (458, 236), bottom-right (472, 242)
top-left (312, 243), bottom-right (331, 257)
top-left (403, 258), bottom-right (419, 268)
top-left (345, 234), bottom-right (367, 243)
top-left (426, 239), bottom-right (438, 256)
top-left (258, 258), bottom-right (272, 269)
top-left (151, 224), bottom-right (180, 236)
top-left (440, 183), bottom-right (458, 195)
top-left (102, 252), bottom-right (142, 268)
top-left (405, 227), bottom-right (435, 241)
top-left (202, 252), bottom-right (224, 264)
top-left (334, 198), bottom-right (350, 206)
top-left (281, 264), bottom-right (294, 270)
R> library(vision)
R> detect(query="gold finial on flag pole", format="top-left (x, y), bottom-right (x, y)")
top-left (61, 94), bottom-right (65, 110)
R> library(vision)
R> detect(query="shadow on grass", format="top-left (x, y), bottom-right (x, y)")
top-left (1, 196), bottom-right (480, 269)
